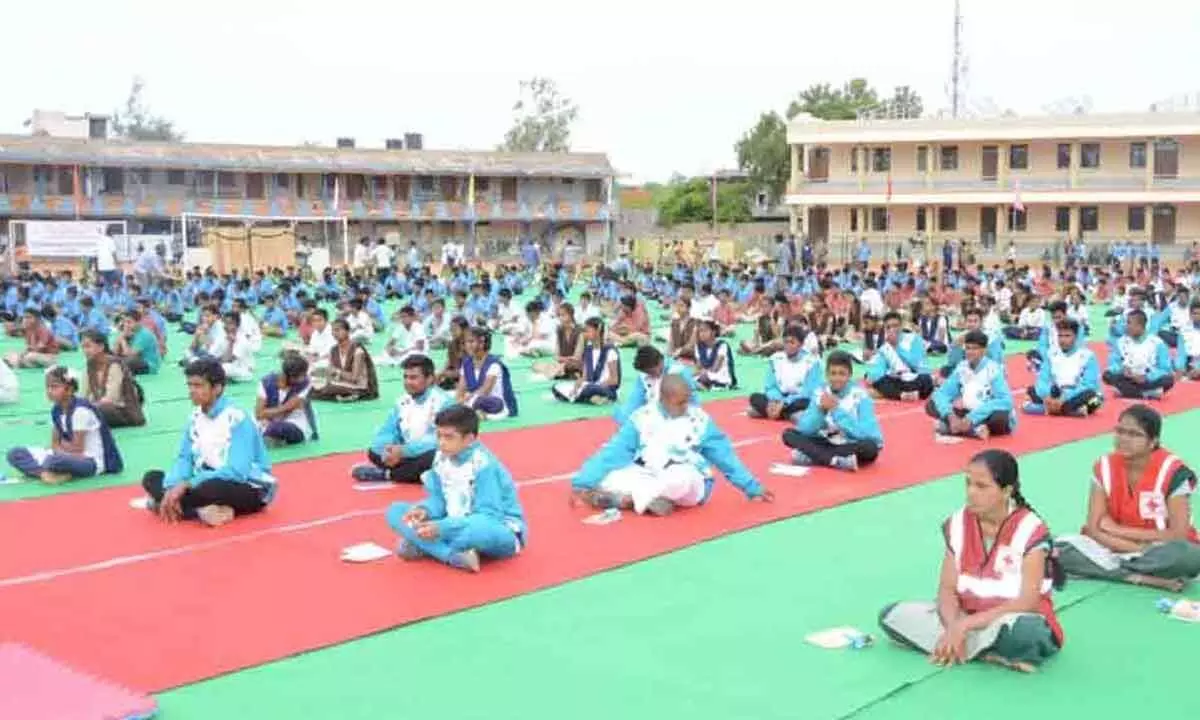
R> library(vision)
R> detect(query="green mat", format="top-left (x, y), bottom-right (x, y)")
top-left (152, 409), bottom-right (1200, 720)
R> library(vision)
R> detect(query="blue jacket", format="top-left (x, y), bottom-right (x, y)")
top-left (1034, 346), bottom-right (1102, 404)
top-left (165, 396), bottom-right (276, 503)
top-left (1109, 333), bottom-right (1173, 382)
top-left (370, 387), bottom-right (451, 457)
top-left (614, 361), bottom-right (697, 425)
top-left (795, 384), bottom-right (884, 448)
top-left (764, 350), bottom-right (823, 404)
top-left (417, 442), bottom-right (527, 538)
top-left (932, 357), bottom-right (1016, 429)
top-left (865, 332), bottom-right (929, 382)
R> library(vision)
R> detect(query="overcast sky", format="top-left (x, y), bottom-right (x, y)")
top-left (4, 0), bottom-right (1198, 183)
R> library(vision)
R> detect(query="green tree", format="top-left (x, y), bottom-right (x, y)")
top-left (656, 177), bottom-right (751, 227)
top-left (499, 77), bottom-right (579, 153)
top-left (111, 77), bottom-right (184, 142)
top-left (787, 78), bottom-right (881, 120)
top-left (734, 111), bottom-right (789, 202)
top-left (878, 85), bottom-right (924, 118)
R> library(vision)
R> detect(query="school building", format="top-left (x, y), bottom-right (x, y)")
top-left (784, 111), bottom-right (1200, 257)
top-left (0, 110), bottom-right (616, 269)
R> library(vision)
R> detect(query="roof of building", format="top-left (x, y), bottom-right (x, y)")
top-left (0, 134), bottom-right (614, 178)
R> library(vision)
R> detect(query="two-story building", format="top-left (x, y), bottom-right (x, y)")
top-left (785, 111), bottom-right (1200, 257)
top-left (0, 120), bottom-right (616, 266)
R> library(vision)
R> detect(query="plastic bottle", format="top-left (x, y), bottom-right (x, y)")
top-left (844, 631), bottom-right (874, 649)
top-left (1156, 598), bottom-right (1200, 622)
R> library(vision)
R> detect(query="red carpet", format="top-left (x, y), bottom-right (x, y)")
top-left (1, 350), bottom-right (1197, 692)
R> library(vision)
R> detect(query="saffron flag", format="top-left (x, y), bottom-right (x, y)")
top-left (72, 166), bottom-right (83, 218)
top-left (1012, 178), bottom-right (1025, 212)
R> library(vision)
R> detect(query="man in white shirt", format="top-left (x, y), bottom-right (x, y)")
top-left (353, 237), bottom-right (372, 269)
top-left (219, 312), bottom-right (255, 383)
top-left (95, 232), bottom-right (119, 285)
top-left (506, 300), bottom-right (557, 358)
top-left (860, 280), bottom-right (885, 318)
top-left (689, 283), bottom-right (719, 322)
top-left (371, 239), bottom-right (394, 281)
top-left (377, 305), bottom-right (428, 366)
top-left (0, 357), bottom-right (18, 404)
top-left (285, 308), bottom-right (335, 372)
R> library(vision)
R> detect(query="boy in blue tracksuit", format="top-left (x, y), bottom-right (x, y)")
top-left (926, 330), bottom-right (1016, 440)
top-left (1023, 319), bottom-right (1103, 417)
top-left (141, 358), bottom-right (277, 527)
top-left (785, 350), bottom-right (883, 472)
top-left (613, 344), bottom-right (698, 425)
top-left (747, 325), bottom-right (823, 420)
top-left (1103, 309), bottom-right (1175, 400)
top-left (386, 404), bottom-right (526, 573)
top-left (355, 355), bottom-right (452, 484)
top-left (866, 311), bottom-right (935, 401)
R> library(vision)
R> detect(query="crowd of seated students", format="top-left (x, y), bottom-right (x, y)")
top-left (1, 246), bottom-right (1198, 672)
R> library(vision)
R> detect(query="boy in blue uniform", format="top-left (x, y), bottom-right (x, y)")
top-left (613, 344), bottom-right (698, 425)
top-left (785, 350), bottom-right (883, 471)
top-left (386, 405), bottom-right (526, 573)
top-left (1023, 319), bottom-right (1103, 417)
top-left (141, 358), bottom-right (277, 527)
top-left (354, 354), bottom-right (452, 483)
top-left (926, 330), bottom-right (1017, 440)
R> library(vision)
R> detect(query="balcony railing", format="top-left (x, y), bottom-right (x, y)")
top-left (788, 173), bottom-right (1200, 195)
top-left (0, 192), bottom-right (613, 223)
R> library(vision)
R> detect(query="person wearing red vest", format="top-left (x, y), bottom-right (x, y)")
top-left (879, 449), bottom-right (1065, 673)
top-left (1055, 404), bottom-right (1200, 593)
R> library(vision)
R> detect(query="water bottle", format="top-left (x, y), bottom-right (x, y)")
top-left (1156, 597), bottom-right (1200, 622)
top-left (845, 631), bottom-right (874, 649)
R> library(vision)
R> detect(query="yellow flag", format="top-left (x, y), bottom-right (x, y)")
top-left (467, 174), bottom-right (475, 205)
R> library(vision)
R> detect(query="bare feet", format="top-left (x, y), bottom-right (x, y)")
top-left (982, 653), bottom-right (1037, 673)
top-left (197, 505), bottom-right (235, 527)
top-left (39, 471), bottom-right (71, 485)
top-left (1126, 573), bottom-right (1187, 593)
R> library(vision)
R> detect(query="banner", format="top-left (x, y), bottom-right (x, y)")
top-left (23, 221), bottom-right (125, 257)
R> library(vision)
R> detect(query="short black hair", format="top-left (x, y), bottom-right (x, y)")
top-left (1055, 319), bottom-right (1080, 336)
top-left (435, 404), bottom-right (480, 437)
top-left (185, 357), bottom-right (227, 387)
top-left (401, 353), bottom-right (435, 376)
top-left (633, 345), bottom-right (663, 372)
top-left (826, 350), bottom-right (854, 372)
top-left (281, 351), bottom-right (309, 380)
top-left (963, 330), bottom-right (989, 348)
top-left (882, 311), bottom-right (902, 325)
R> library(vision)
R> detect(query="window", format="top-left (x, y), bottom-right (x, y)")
top-left (345, 175), bottom-right (365, 200)
top-left (193, 171), bottom-right (213, 192)
top-left (871, 207), bottom-right (889, 231)
top-left (477, 177), bottom-right (490, 193)
top-left (274, 173), bottom-right (290, 190)
top-left (939, 145), bottom-right (959, 170)
top-left (916, 207), bottom-right (927, 232)
top-left (584, 179), bottom-right (603, 203)
top-left (937, 207), bottom-right (957, 232)
top-left (1128, 205), bottom-right (1146, 231)
top-left (417, 175), bottom-right (435, 192)
top-left (1080, 143), bottom-right (1101, 169)
top-left (850, 147), bottom-right (859, 173)
top-left (1129, 142), bottom-right (1147, 168)
top-left (1008, 207), bottom-right (1027, 232)
top-left (1054, 206), bottom-right (1071, 232)
top-left (371, 175), bottom-right (389, 199)
top-left (1008, 144), bottom-right (1029, 170)
top-left (755, 191), bottom-right (768, 211)
top-left (1057, 143), bottom-right (1071, 169)
top-left (849, 208), bottom-right (859, 232)
top-left (57, 167), bottom-right (74, 195)
top-left (1080, 205), bottom-right (1099, 232)
top-left (916, 145), bottom-right (928, 172)
top-left (245, 174), bottom-right (264, 200)
top-left (561, 178), bottom-right (575, 186)
top-left (167, 170), bottom-right (186, 185)
top-left (871, 148), bottom-right (891, 173)
top-left (393, 176), bottom-right (409, 201)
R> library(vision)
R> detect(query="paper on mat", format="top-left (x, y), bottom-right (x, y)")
top-left (806, 627), bottom-right (866, 649)
top-left (582, 510), bottom-right (622, 525)
top-left (128, 497), bottom-right (152, 510)
top-left (934, 434), bottom-right (965, 445)
top-left (770, 463), bottom-right (811, 477)
top-left (341, 542), bottom-right (393, 563)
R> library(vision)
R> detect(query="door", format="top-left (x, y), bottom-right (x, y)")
top-left (1152, 204), bottom-right (1176, 244)
top-left (807, 207), bottom-right (829, 244)
top-left (808, 148), bottom-right (831, 181)
top-left (1154, 139), bottom-right (1179, 178)
top-left (981, 146), bottom-right (999, 180)
top-left (500, 177), bottom-right (518, 202)
top-left (980, 206), bottom-right (997, 245)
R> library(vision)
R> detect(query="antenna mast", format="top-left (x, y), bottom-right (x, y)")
top-left (951, 0), bottom-right (964, 118)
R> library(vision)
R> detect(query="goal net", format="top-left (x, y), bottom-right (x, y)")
top-left (181, 212), bottom-right (349, 276)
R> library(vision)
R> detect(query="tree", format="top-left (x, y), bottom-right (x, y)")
top-left (110, 77), bottom-right (184, 142)
top-left (734, 111), bottom-right (789, 202)
top-left (656, 177), bottom-right (751, 227)
top-left (787, 78), bottom-right (880, 120)
top-left (878, 85), bottom-right (924, 119)
top-left (499, 77), bottom-right (579, 153)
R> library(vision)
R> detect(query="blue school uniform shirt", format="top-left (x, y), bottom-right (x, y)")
top-left (947, 331), bottom-right (1005, 368)
top-left (614, 361), bottom-right (698, 425)
top-left (1035, 345), bottom-right (1102, 404)
top-left (865, 332), bottom-right (930, 382)
top-left (764, 349), bottom-right (823, 404)
top-left (262, 306), bottom-right (289, 332)
top-left (370, 387), bottom-right (452, 457)
top-left (1108, 332), bottom-right (1172, 382)
top-left (82, 307), bottom-right (111, 336)
top-left (416, 441), bottom-right (527, 538)
top-left (932, 357), bottom-right (1017, 430)
top-left (795, 384), bottom-right (884, 449)
top-left (573, 404), bottom-right (763, 503)
top-left (163, 396), bottom-right (277, 503)
top-left (51, 316), bottom-right (79, 346)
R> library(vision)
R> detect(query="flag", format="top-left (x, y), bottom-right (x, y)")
top-left (1012, 178), bottom-right (1025, 212)
top-left (332, 175), bottom-right (340, 213)
top-left (885, 174), bottom-right (893, 229)
top-left (467, 174), bottom-right (475, 206)
top-left (711, 172), bottom-right (718, 226)
top-left (885, 174), bottom-right (893, 203)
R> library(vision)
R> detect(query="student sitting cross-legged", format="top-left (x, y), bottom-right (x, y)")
top-left (1102, 309), bottom-right (1174, 400)
top-left (1173, 301), bottom-right (1200, 380)
top-left (747, 325), bottom-right (821, 420)
top-left (879, 450), bottom-right (1065, 674)
top-left (551, 317), bottom-right (621, 405)
top-left (354, 354), bottom-right (451, 483)
top-left (613, 344), bottom-right (697, 425)
top-left (6, 365), bottom-right (123, 484)
top-left (140, 358), bottom-right (278, 528)
top-left (926, 330), bottom-right (1016, 440)
top-left (866, 311), bottom-right (934, 402)
top-left (1054, 404), bottom-right (1200, 593)
top-left (255, 352), bottom-right (319, 447)
top-left (573, 375), bottom-right (774, 516)
top-left (384, 405), bottom-right (527, 573)
top-left (1022, 319), bottom-right (1103, 418)
top-left (783, 350), bottom-right (883, 472)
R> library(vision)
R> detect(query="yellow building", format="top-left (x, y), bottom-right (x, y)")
top-left (785, 112), bottom-right (1200, 256)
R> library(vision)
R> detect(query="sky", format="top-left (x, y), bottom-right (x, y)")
top-left (3, 0), bottom-right (1198, 184)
